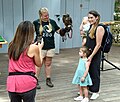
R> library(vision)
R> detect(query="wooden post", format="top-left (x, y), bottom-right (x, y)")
top-left (0, 44), bottom-right (2, 48)
top-left (0, 41), bottom-right (8, 48)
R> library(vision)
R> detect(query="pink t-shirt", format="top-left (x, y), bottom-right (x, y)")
top-left (7, 50), bottom-right (37, 93)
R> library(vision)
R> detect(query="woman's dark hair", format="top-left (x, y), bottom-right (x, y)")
top-left (88, 10), bottom-right (100, 39)
top-left (8, 21), bottom-right (34, 60)
top-left (88, 10), bottom-right (100, 18)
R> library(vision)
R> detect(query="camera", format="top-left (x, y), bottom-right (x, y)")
top-left (37, 36), bottom-right (42, 43)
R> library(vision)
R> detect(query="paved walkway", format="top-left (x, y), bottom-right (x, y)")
top-left (0, 46), bottom-right (120, 102)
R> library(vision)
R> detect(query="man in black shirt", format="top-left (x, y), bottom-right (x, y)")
top-left (33, 7), bottom-right (66, 89)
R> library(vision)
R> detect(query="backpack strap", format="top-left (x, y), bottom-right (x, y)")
top-left (97, 23), bottom-right (108, 46)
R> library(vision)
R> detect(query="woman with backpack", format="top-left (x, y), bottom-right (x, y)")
top-left (84, 10), bottom-right (105, 100)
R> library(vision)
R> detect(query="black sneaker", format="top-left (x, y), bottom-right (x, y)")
top-left (46, 78), bottom-right (54, 87)
top-left (36, 82), bottom-right (41, 89)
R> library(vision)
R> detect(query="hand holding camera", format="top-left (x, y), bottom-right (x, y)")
top-left (37, 35), bottom-right (42, 43)
top-left (38, 37), bottom-right (44, 50)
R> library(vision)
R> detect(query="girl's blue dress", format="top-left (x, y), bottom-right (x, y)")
top-left (72, 58), bottom-right (92, 86)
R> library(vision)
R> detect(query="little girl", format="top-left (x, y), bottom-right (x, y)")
top-left (72, 46), bottom-right (92, 102)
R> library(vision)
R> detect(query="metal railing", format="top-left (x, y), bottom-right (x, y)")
top-left (110, 21), bottom-right (120, 46)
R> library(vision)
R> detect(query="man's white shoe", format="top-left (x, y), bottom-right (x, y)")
top-left (74, 96), bottom-right (83, 101)
top-left (90, 93), bottom-right (99, 100)
top-left (81, 97), bottom-right (89, 102)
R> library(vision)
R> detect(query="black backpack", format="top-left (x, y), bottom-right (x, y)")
top-left (100, 24), bottom-right (113, 53)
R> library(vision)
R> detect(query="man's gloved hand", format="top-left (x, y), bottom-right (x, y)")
top-left (59, 28), bottom-right (66, 36)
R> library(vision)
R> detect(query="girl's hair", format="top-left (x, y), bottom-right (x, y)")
top-left (80, 46), bottom-right (91, 57)
top-left (88, 10), bottom-right (100, 39)
top-left (39, 7), bottom-right (52, 35)
top-left (8, 21), bottom-right (34, 60)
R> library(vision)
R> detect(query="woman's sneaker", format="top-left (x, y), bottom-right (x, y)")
top-left (81, 97), bottom-right (89, 102)
top-left (88, 90), bottom-right (93, 94)
top-left (74, 96), bottom-right (83, 101)
top-left (90, 93), bottom-right (99, 100)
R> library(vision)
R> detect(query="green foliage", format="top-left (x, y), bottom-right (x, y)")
top-left (114, 1), bottom-right (120, 12)
top-left (114, 0), bottom-right (120, 21)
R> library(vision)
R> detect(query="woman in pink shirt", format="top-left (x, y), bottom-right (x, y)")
top-left (6, 21), bottom-right (43, 102)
